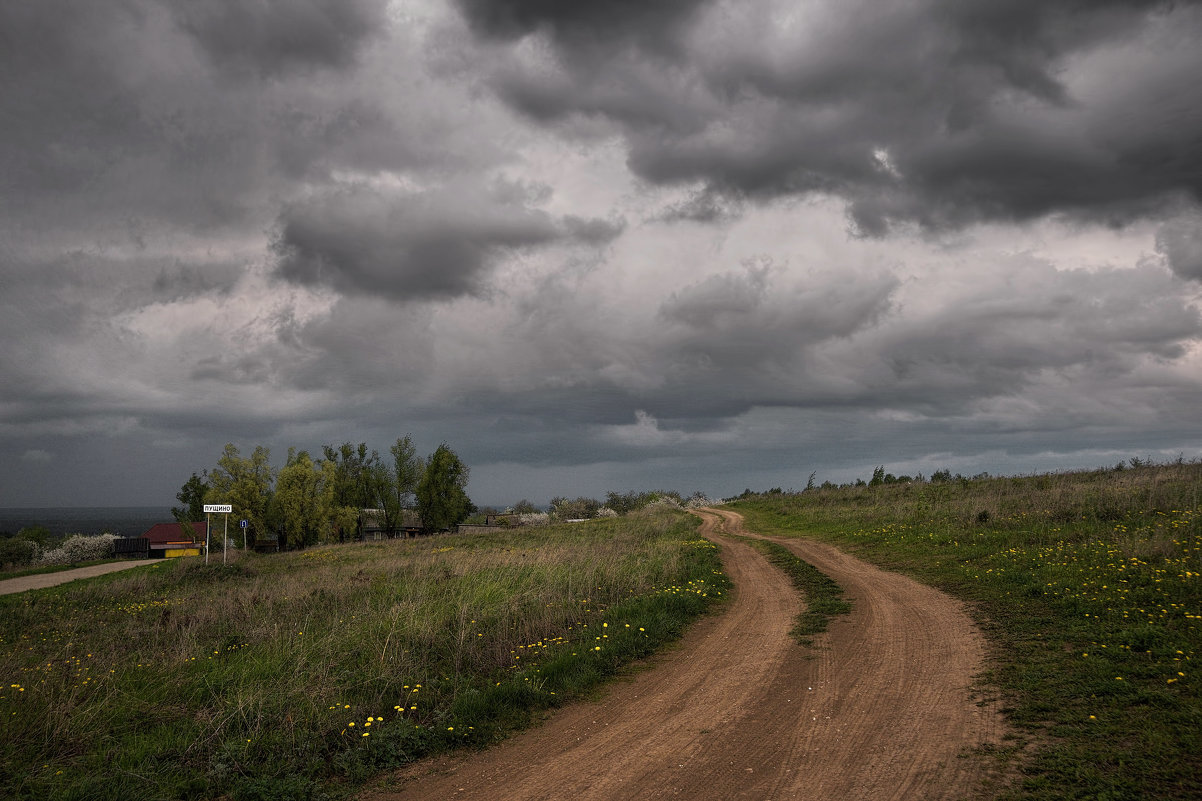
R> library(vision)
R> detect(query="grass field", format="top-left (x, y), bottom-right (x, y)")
top-left (0, 507), bottom-right (727, 801)
top-left (730, 461), bottom-right (1201, 800)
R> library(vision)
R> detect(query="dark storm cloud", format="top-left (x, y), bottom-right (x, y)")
top-left (173, 0), bottom-right (387, 78)
top-left (272, 183), bottom-right (620, 300)
top-left (467, 0), bottom-right (1202, 232)
top-left (453, 0), bottom-right (710, 45)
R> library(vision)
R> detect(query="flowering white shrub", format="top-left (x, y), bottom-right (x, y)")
top-left (646, 496), bottom-right (683, 510)
top-left (519, 512), bottom-right (550, 527)
top-left (595, 506), bottom-right (618, 518)
top-left (36, 533), bottom-right (120, 566)
top-left (683, 495), bottom-right (714, 509)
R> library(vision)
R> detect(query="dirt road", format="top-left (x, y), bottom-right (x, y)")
top-left (0, 559), bottom-right (166, 596)
top-left (366, 509), bottom-right (1005, 800)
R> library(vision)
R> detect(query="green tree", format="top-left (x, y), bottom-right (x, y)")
top-left (273, 450), bottom-right (321, 550)
top-left (320, 442), bottom-right (380, 541)
top-left (379, 435), bottom-right (424, 536)
top-left (205, 444), bottom-right (275, 548)
top-left (171, 472), bottom-right (209, 523)
top-left (416, 444), bottom-right (473, 532)
top-left (317, 458), bottom-right (359, 544)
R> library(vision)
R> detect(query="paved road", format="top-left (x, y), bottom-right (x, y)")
top-left (0, 559), bottom-right (167, 596)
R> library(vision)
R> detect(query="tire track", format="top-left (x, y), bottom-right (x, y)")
top-left (364, 509), bottom-right (1006, 800)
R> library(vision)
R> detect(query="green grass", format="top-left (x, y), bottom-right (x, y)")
top-left (0, 508), bottom-right (727, 801)
top-left (737, 537), bottom-right (850, 643)
top-left (730, 461), bottom-right (1201, 800)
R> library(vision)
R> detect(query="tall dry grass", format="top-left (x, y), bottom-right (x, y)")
top-left (0, 507), bottom-right (725, 800)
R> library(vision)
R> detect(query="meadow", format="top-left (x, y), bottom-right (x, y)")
top-left (0, 507), bottom-right (727, 801)
top-left (730, 461), bottom-right (1201, 800)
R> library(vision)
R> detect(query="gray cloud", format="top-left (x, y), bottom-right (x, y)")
top-left (453, 0), bottom-right (709, 46)
top-left (2, 0), bottom-right (1201, 508)
top-left (173, 0), bottom-right (387, 78)
top-left (1157, 214), bottom-right (1202, 281)
top-left (467, 0), bottom-right (1202, 233)
top-left (272, 182), bottom-right (619, 300)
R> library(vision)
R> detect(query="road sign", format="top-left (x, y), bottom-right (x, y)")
top-left (240, 519), bottom-right (248, 529)
top-left (204, 504), bottom-right (232, 513)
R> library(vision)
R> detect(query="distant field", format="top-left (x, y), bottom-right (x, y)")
top-left (0, 508), bottom-right (727, 801)
top-left (730, 461), bottom-right (1201, 801)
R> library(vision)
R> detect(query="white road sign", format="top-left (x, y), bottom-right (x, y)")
top-left (204, 504), bottom-right (232, 513)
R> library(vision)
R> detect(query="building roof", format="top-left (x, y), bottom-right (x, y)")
top-left (141, 522), bottom-right (206, 545)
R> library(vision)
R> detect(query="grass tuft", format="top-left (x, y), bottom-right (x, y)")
top-left (738, 537), bottom-right (851, 643)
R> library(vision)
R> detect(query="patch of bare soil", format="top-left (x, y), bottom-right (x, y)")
top-left (364, 509), bottom-right (1007, 800)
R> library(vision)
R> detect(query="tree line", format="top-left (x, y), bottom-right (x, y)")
top-left (171, 437), bottom-right (473, 550)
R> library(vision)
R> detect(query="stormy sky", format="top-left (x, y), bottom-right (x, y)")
top-left (2, 0), bottom-right (1201, 508)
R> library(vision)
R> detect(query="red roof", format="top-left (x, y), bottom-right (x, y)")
top-left (141, 522), bottom-right (206, 545)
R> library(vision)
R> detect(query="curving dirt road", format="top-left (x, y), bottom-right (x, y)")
top-left (365, 509), bottom-right (1006, 800)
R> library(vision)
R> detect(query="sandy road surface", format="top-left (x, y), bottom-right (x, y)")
top-left (365, 509), bottom-right (1005, 801)
top-left (0, 560), bottom-right (166, 596)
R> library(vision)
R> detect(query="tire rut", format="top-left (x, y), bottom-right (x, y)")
top-left (364, 509), bottom-right (1006, 800)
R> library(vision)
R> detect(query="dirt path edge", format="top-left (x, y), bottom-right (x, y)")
top-left (363, 509), bottom-right (1009, 801)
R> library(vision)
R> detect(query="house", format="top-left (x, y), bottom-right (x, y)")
top-left (359, 509), bottom-right (424, 540)
top-left (139, 522), bottom-right (206, 558)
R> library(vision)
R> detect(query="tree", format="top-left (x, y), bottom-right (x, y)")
top-left (172, 472), bottom-right (208, 523)
top-left (368, 435), bottom-right (426, 538)
top-left (321, 442), bottom-right (381, 541)
top-left (205, 444), bottom-right (275, 548)
top-left (273, 450), bottom-right (321, 550)
top-left (317, 458), bottom-right (359, 544)
top-left (416, 444), bottom-right (473, 532)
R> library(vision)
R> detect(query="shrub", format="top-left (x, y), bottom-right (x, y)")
top-left (0, 537), bottom-right (39, 568)
top-left (36, 533), bottom-right (120, 565)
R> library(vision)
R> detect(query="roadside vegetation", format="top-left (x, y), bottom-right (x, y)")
top-left (730, 459), bottom-right (1201, 800)
top-left (737, 537), bottom-right (851, 644)
top-left (0, 507), bottom-right (726, 801)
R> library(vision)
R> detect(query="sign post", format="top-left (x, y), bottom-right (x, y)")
top-left (203, 504), bottom-right (232, 565)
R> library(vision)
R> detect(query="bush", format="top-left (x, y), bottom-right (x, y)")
top-left (0, 537), bottom-right (39, 568)
top-left (36, 533), bottom-right (120, 566)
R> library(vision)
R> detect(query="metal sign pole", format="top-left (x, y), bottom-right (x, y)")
top-left (203, 504), bottom-right (232, 565)
top-left (223, 514), bottom-right (228, 565)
